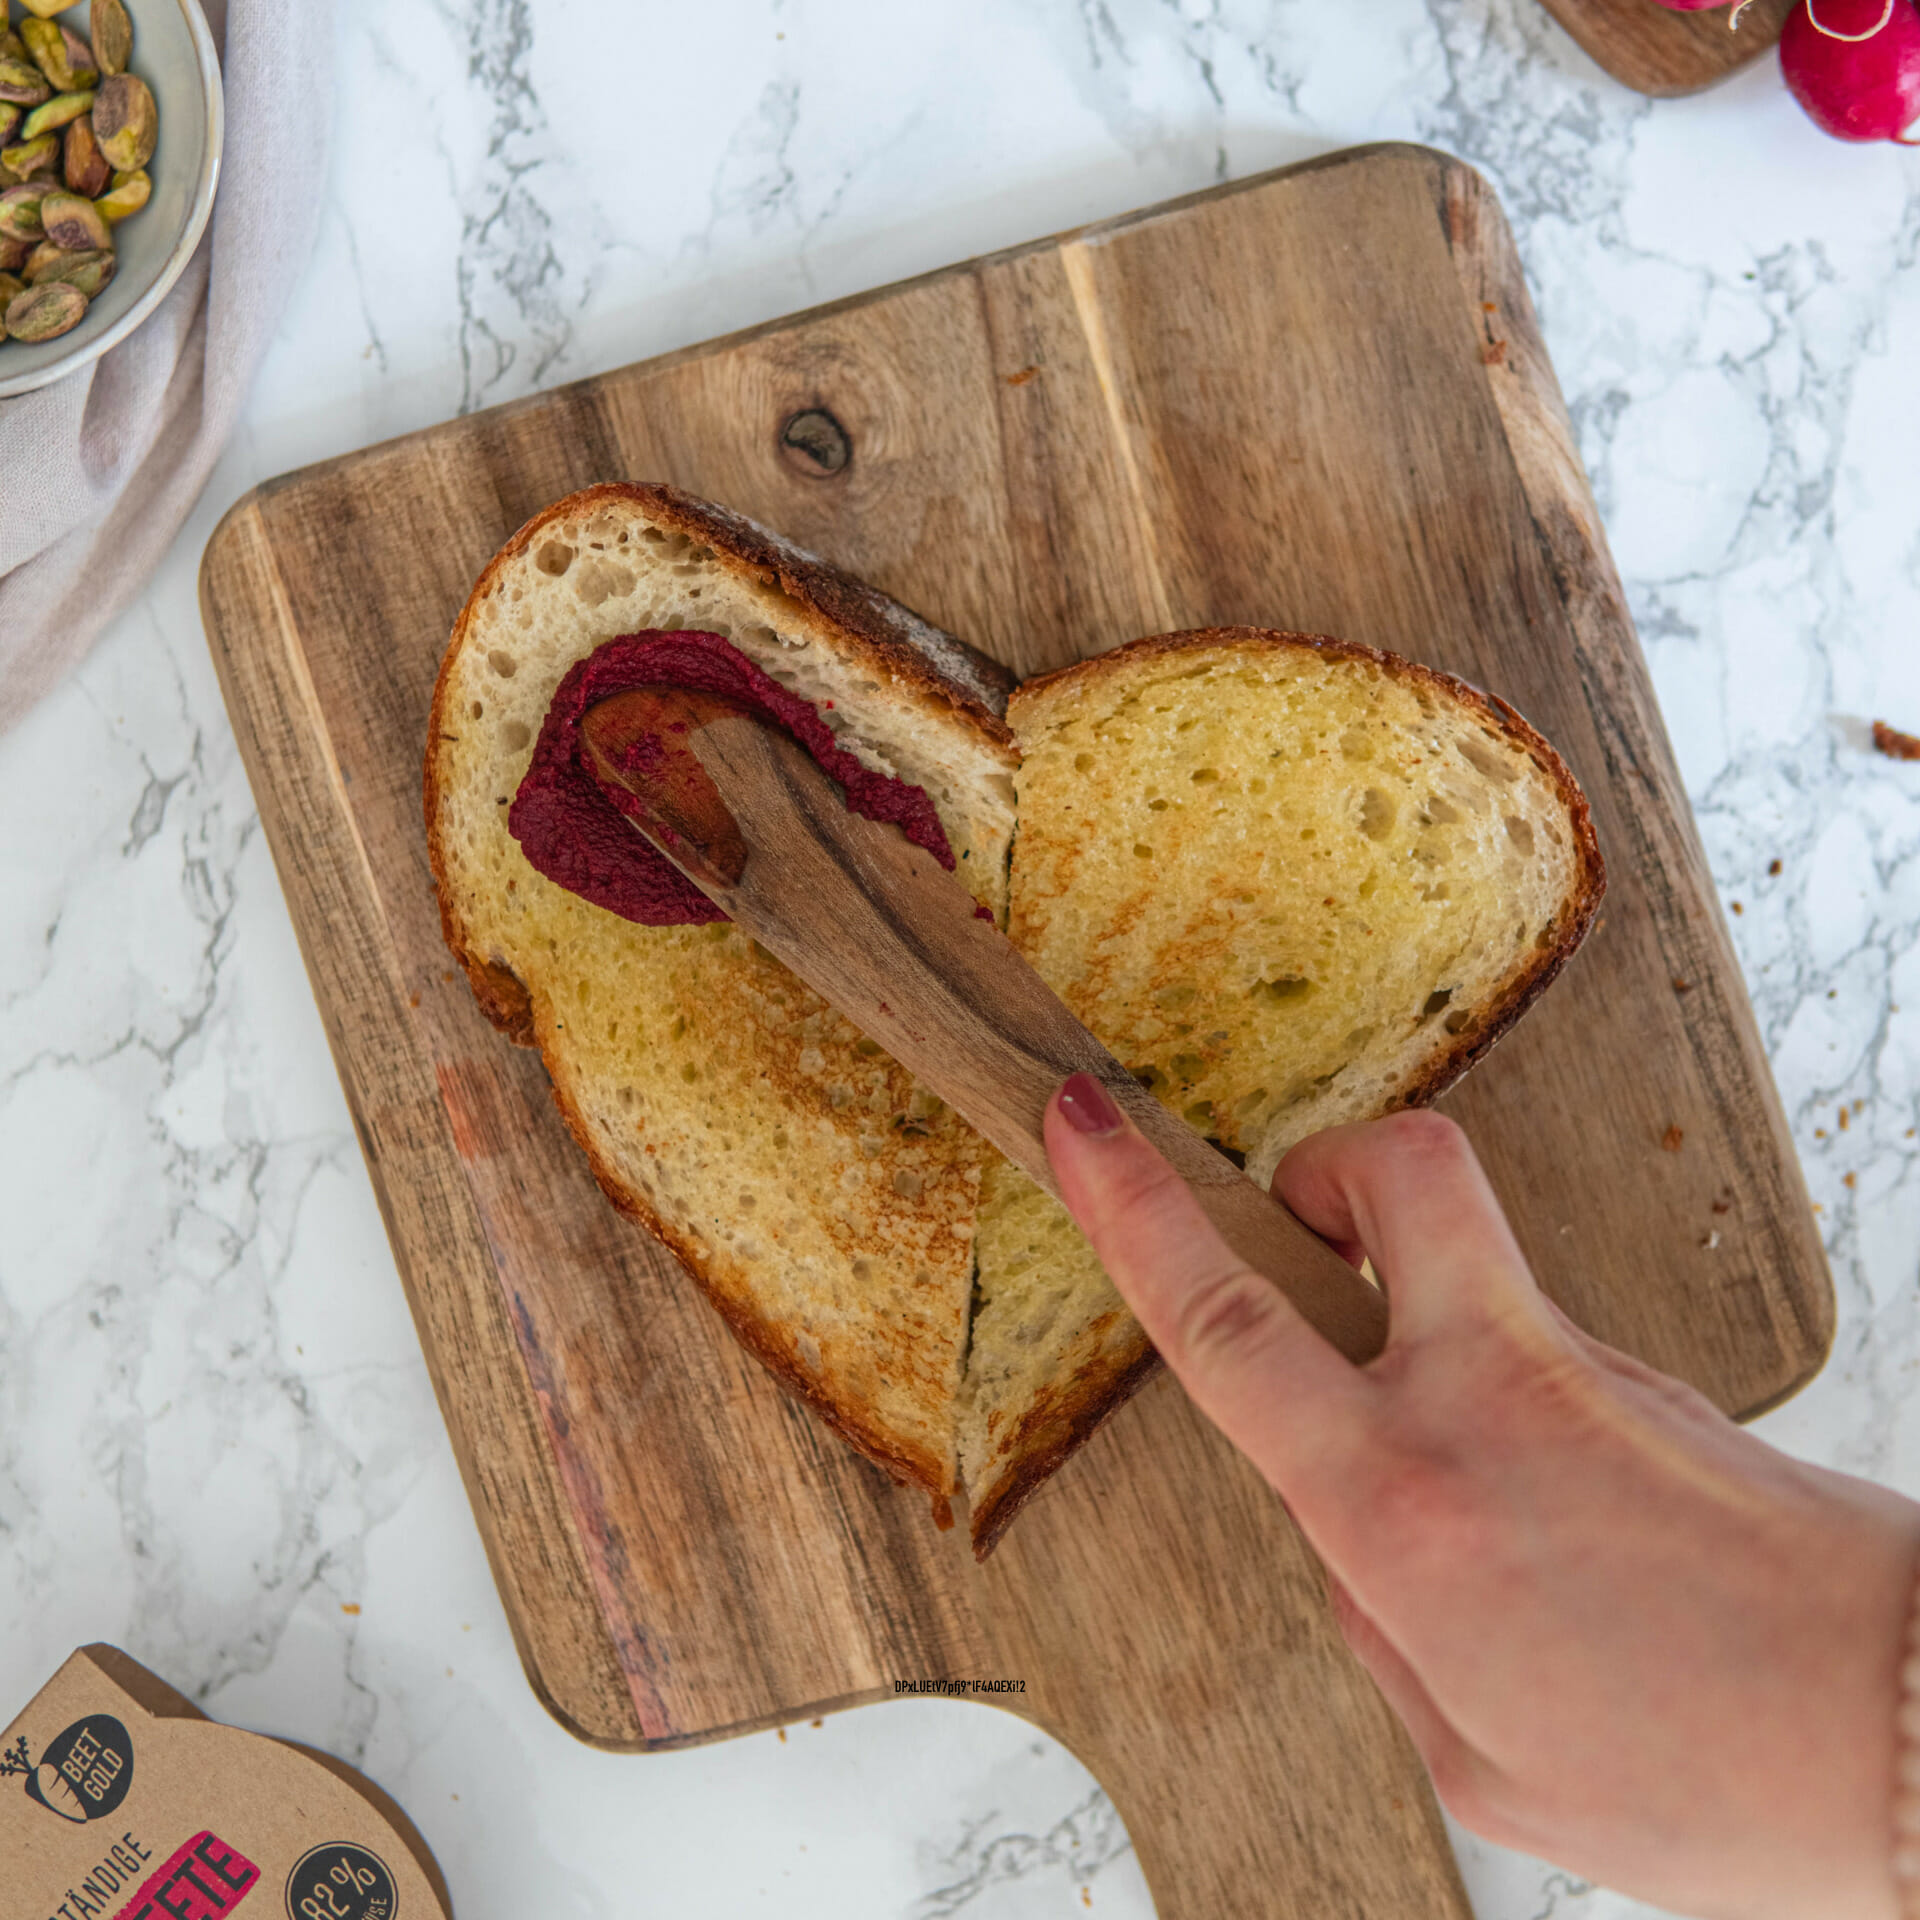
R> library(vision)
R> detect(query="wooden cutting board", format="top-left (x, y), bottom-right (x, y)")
top-left (1538, 0), bottom-right (1792, 95)
top-left (199, 144), bottom-right (1828, 1919)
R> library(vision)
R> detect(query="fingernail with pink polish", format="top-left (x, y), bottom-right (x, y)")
top-left (1058, 1072), bottom-right (1125, 1137)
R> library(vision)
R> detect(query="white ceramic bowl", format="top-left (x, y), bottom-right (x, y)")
top-left (0, 0), bottom-right (222, 400)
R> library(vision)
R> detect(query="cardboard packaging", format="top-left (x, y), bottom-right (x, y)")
top-left (4, 1646), bottom-right (451, 1920)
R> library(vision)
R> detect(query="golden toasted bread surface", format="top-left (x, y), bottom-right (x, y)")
top-left (957, 629), bottom-right (1602, 1548)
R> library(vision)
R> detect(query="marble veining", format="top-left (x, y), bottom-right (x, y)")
top-left (1, 2), bottom-right (1916, 1916)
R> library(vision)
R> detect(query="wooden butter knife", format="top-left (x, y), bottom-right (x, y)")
top-left (580, 688), bottom-right (1388, 1366)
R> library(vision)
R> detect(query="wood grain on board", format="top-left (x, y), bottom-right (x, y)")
top-left (199, 144), bottom-right (1828, 1919)
top-left (1539, 0), bottom-right (1793, 96)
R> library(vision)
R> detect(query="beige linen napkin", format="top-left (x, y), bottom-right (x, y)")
top-left (0, 0), bottom-right (331, 734)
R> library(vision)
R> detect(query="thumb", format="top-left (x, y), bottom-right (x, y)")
top-left (1044, 1073), bottom-right (1365, 1486)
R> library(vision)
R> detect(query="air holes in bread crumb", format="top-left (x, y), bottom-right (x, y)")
top-left (1134, 843), bottom-right (1154, 859)
top-left (1459, 736), bottom-right (1518, 782)
top-left (1184, 1100), bottom-right (1214, 1130)
top-left (1359, 789), bottom-right (1395, 840)
top-left (573, 557), bottom-right (635, 607)
top-left (1191, 767), bottom-right (1219, 784)
top-left (893, 1170), bottom-right (925, 1199)
top-left (470, 701), bottom-right (483, 720)
top-left (1257, 976), bottom-right (1311, 1005)
top-left (535, 541), bottom-right (574, 575)
top-left (1424, 796), bottom-right (1462, 826)
top-left (1504, 815), bottom-right (1536, 855)
top-left (503, 720), bottom-right (530, 752)
top-left (1421, 988), bottom-right (1454, 1019)
top-left (1154, 983), bottom-right (1197, 1010)
top-left (1074, 752), bottom-right (1094, 772)
top-left (488, 650), bottom-right (517, 677)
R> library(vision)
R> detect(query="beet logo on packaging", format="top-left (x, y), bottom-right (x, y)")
top-left (0, 1714), bottom-right (135, 1822)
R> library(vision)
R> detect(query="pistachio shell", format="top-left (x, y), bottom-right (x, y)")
top-left (90, 0), bottom-right (132, 79)
top-left (92, 72), bottom-right (153, 172)
top-left (0, 182), bottom-right (48, 240)
top-left (0, 269), bottom-right (23, 306)
top-left (1, 132), bottom-right (59, 178)
top-left (93, 166), bottom-right (147, 222)
top-left (62, 115), bottom-right (107, 196)
top-left (4, 276), bottom-right (86, 341)
top-left (0, 104), bottom-right (18, 148)
top-left (19, 0), bottom-right (85, 16)
top-left (20, 19), bottom-right (95, 92)
top-left (0, 57), bottom-right (51, 106)
top-left (21, 89), bottom-right (91, 139)
top-left (32, 244), bottom-right (112, 297)
top-left (38, 186), bottom-right (106, 250)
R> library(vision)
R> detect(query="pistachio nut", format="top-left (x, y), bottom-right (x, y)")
top-left (0, 57), bottom-right (51, 106)
top-left (93, 165), bottom-right (147, 222)
top-left (62, 114), bottom-right (107, 196)
top-left (0, 31), bottom-right (28, 65)
top-left (90, 0), bottom-right (132, 79)
top-left (0, 104), bottom-right (18, 148)
top-left (38, 186), bottom-right (106, 251)
top-left (19, 0), bottom-right (86, 16)
top-left (1, 132), bottom-right (59, 179)
top-left (0, 270), bottom-right (23, 307)
top-left (92, 72), bottom-right (154, 172)
top-left (21, 89), bottom-right (91, 140)
top-left (0, 233), bottom-right (27, 272)
top-left (33, 244), bottom-right (112, 297)
top-left (24, 236), bottom-right (74, 277)
top-left (4, 277), bottom-right (86, 342)
top-left (0, 182), bottom-right (47, 240)
top-left (21, 19), bottom-right (97, 93)
top-left (22, 236), bottom-right (63, 274)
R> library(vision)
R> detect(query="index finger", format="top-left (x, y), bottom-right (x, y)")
top-left (1044, 1080), bottom-right (1370, 1488)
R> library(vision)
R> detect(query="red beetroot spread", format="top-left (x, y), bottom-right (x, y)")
top-left (508, 631), bottom-right (956, 924)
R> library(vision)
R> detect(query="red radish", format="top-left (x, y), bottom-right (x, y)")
top-left (1780, 0), bottom-right (1920, 139)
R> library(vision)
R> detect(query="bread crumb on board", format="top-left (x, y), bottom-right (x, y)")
top-left (1875, 720), bottom-right (1920, 761)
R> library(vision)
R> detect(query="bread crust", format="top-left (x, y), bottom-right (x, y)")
top-left (1010, 627), bottom-right (1607, 1125)
top-left (967, 1332), bottom-right (1162, 1559)
top-left (425, 482), bottom-right (1012, 1504)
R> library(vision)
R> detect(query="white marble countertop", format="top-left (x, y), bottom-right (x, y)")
top-left (1, 3), bottom-right (1916, 1915)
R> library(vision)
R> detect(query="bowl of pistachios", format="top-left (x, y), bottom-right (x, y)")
top-left (0, 0), bottom-right (220, 399)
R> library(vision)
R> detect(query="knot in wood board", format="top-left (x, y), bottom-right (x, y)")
top-left (779, 408), bottom-right (852, 477)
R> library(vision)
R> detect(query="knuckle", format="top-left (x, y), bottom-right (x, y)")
top-left (1377, 1107), bottom-right (1471, 1165)
top-left (1170, 1261), bottom-right (1281, 1366)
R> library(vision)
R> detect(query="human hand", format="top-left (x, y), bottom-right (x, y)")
top-left (1044, 1075), bottom-right (1920, 1920)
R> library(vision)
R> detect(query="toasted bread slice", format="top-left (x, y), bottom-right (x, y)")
top-left (959, 629), bottom-right (1603, 1553)
top-left (426, 484), bottom-right (1019, 1500)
